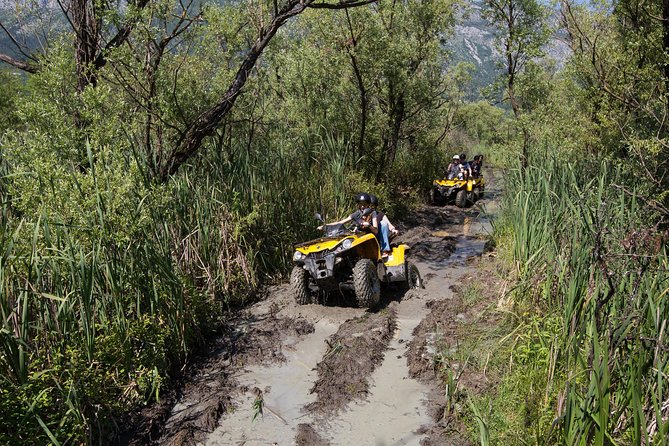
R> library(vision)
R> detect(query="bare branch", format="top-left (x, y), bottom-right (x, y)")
top-left (0, 53), bottom-right (39, 73)
top-left (0, 21), bottom-right (39, 62)
top-left (309, 0), bottom-right (377, 9)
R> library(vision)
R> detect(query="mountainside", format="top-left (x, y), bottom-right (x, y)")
top-left (448, 3), bottom-right (500, 98)
top-left (448, 2), bottom-right (571, 100)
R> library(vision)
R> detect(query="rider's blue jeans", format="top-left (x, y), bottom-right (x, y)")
top-left (378, 221), bottom-right (391, 252)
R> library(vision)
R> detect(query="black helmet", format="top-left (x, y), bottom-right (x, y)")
top-left (460, 153), bottom-right (466, 161)
top-left (369, 194), bottom-right (379, 206)
top-left (355, 192), bottom-right (371, 204)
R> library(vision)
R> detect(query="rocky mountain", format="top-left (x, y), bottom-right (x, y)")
top-left (448, 2), bottom-right (571, 100)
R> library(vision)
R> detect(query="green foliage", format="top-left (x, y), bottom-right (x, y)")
top-left (481, 0), bottom-right (551, 107)
top-left (560, 0), bottom-right (669, 195)
top-left (258, 0), bottom-right (464, 186)
top-left (486, 154), bottom-right (669, 444)
top-left (0, 69), bottom-right (23, 133)
top-left (448, 101), bottom-right (512, 166)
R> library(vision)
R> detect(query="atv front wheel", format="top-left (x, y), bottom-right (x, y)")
top-left (429, 188), bottom-right (440, 205)
top-left (353, 259), bottom-right (381, 308)
top-left (406, 261), bottom-right (424, 289)
top-left (455, 190), bottom-right (468, 208)
top-left (291, 266), bottom-right (315, 305)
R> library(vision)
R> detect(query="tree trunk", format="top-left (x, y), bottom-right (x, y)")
top-left (349, 52), bottom-right (367, 160)
top-left (376, 82), bottom-right (404, 182)
top-left (509, 78), bottom-right (529, 169)
top-left (662, 0), bottom-right (669, 115)
top-left (71, 0), bottom-right (100, 92)
top-left (345, 10), bottom-right (367, 159)
top-left (505, 3), bottom-right (528, 171)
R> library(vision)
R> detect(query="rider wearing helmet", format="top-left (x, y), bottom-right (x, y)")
top-left (471, 155), bottom-right (483, 178)
top-left (318, 193), bottom-right (378, 235)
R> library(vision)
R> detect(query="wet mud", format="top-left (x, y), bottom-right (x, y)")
top-left (117, 311), bottom-right (315, 445)
top-left (118, 169), bottom-right (504, 446)
top-left (307, 304), bottom-right (397, 415)
top-left (295, 423), bottom-right (329, 446)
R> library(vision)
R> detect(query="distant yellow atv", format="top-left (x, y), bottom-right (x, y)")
top-left (429, 177), bottom-right (485, 208)
top-left (291, 211), bottom-right (423, 308)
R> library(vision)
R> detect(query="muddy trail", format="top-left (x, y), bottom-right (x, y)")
top-left (121, 171), bottom-right (503, 446)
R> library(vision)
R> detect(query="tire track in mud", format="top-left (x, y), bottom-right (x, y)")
top-left (316, 297), bottom-right (432, 446)
top-left (306, 305), bottom-right (398, 416)
top-left (204, 313), bottom-right (340, 445)
top-left (202, 298), bottom-right (401, 445)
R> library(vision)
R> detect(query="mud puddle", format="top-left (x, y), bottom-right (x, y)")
top-left (437, 236), bottom-right (487, 267)
top-left (320, 297), bottom-right (431, 445)
top-left (204, 318), bottom-right (339, 445)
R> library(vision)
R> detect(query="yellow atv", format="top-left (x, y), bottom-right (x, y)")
top-left (429, 177), bottom-right (485, 208)
top-left (291, 211), bottom-right (423, 308)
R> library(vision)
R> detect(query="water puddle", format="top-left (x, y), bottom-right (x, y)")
top-left (431, 229), bottom-right (453, 237)
top-left (438, 236), bottom-right (487, 267)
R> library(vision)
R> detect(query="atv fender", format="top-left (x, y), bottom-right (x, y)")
top-left (383, 244), bottom-right (411, 282)
top-left (350, 233), bottom-right (382, 261)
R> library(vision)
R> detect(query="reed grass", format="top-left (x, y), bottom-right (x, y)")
top-left (495, 154), bottom-right (669, 444)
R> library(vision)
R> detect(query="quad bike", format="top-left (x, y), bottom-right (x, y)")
top-left (291, 211), bottom-right (423, 308)
top-left (429, 176), bottom-right (485, 208)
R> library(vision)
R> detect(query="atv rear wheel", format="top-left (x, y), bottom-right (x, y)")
top-left (353, 258), bottom-right (381, 308)
top-left (291, 266), bottom-right (315, 305)
top-left (455, 190), bottom-right (468, 208)
top-left (406, 261), bottom-right (423, 289)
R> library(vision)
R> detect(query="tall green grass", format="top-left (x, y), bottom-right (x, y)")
top-left (492, 155), bottom-right (669, 444)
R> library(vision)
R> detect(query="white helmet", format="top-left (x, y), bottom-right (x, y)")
top-left (453, 155), bottom-right (460, 160)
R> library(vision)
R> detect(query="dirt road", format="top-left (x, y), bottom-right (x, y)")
top-left (126, 171), bottom-right (502, 446)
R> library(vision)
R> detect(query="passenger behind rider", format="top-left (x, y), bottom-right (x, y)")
top-left (369, 194), bottom-right (398, 257)
top-left (318, 193), bottom-right (378, 235)
top-left (471, 155), bottom-right (483, 178)
top-left (446, 154), bottom-right (460, 179)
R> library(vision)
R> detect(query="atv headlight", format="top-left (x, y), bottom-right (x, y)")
top-left (342, 238), bottom-right (353, 249)
top-left (293, 250), bottom-right (305, 261)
